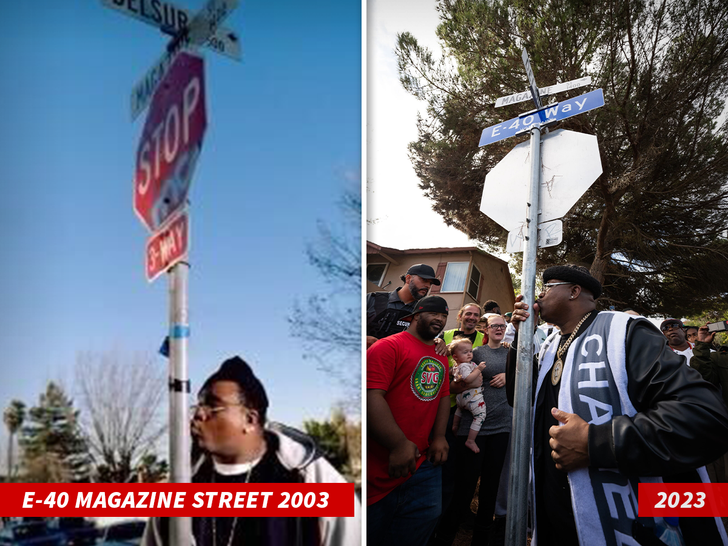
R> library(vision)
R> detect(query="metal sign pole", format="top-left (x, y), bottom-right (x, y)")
top-left (505, 124), bottom-right (541, 546)
top-left (169, 262), bottom-right (192, 546)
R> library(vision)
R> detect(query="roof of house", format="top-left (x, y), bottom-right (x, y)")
top-left (367, 241), bottom-right (509, 266)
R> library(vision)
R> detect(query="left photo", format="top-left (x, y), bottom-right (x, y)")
top-left (0, 1), bottom-right (362, 544)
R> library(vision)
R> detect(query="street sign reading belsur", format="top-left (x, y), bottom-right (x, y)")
top-left (146, 209), bottom-right (189, 282)
top-left (100, 0), bottom-right (241, 62)
top-left (134, 52), bottom-right (206, 232)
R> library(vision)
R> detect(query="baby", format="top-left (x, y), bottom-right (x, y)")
top-left (450, 337), bottom-right (487, 453)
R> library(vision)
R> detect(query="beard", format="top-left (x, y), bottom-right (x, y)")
top-left (409, 279), bottom-right (428, 301)
top-left (416, 316), bottom-right (444, 341)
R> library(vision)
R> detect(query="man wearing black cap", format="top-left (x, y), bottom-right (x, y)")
top-left (507, 264), bottom-right (728, 546)
top-left (143, 356), bottom-right (361, 546)
top-left (366, 263), bottom-right (440, 348)
top-left (660, 318), bottom-right (694, 362)
top-left (367, 295), bottom-right (451, 546)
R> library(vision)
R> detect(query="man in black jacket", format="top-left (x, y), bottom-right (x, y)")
top-left (143, 357), bottom-right (360, 546)
top-left (366, 264), bottom-right (440, 347)
top-left (507, 264), bottom-right (728, 546)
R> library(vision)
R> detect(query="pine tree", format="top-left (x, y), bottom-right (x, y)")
top-left (396, 0), bottom-right (728, 316)
top-left (20, 382), bottom-right (92, 482)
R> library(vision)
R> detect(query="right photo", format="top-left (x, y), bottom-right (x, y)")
top-left (365, 0), bottom-right (728, 545)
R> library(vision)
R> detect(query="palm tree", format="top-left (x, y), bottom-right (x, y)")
top-left (3, 400), bottom-right (25, 480)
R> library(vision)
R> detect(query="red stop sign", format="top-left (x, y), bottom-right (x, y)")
top-left (134, 52), bottom-right (206, 232)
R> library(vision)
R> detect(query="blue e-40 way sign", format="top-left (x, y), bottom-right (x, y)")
top-left (479, 88), bottom-right (604, 146)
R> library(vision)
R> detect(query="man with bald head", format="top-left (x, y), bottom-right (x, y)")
top-left (507, 264), bottom-right (728, 546)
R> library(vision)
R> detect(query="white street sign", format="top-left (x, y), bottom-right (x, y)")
top-left (495, 76), bottom-right (592, 108)
top-left (101, 0), bottom-right (241, 61)
top-left (187, 0), bottom-right (239, 48)
top-left (480, 129), bottom-right (603, 232)
top-left (506, 219), bottom-right (563, 253)
top-left (521, 48), bottom-right (541, 109)
top-left (129, 0), bottom-right (239, 120)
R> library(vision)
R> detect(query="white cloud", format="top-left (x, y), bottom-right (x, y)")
top-left (367, 0), bottom-right (474, 250)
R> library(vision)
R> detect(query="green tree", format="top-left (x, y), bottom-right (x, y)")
top-left (303, 408), bottom-right (361, 486)
top-left (3, 399), bottom-right (25, 480)
top-left (135, 453), bottom-right (169, 483)
top-left (20, 382), bottom-right (92, 482)
top-left (396, 0), bottom-right (728, 317)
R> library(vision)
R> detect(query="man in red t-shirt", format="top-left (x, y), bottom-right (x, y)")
top-left (367, 295), bottom-right (451, 546)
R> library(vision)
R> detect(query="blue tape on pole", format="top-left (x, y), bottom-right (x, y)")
top-left (170, 325), bottom-right (191, 339)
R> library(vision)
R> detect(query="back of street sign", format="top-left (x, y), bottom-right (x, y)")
top-left (480, 129), bottom-right (603, 232)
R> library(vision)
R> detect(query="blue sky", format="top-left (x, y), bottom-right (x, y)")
top-left (0, 0), bottom-right (361, 454)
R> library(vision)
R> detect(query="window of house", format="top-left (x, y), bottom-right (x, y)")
top-left (467, 265), bottom-right (481, 299)
top-left (367, 263), bottom-right (388, 287)
top-left (440, 262), bottom-right (469, 292)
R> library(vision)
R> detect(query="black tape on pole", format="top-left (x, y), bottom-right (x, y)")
top-left (169, 378), bottom-right (191, 393)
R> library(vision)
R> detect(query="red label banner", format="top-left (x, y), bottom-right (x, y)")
top-left (638, 483), bottom-right (728, 517)
top-left (0, 483), bottom-right (355, 517)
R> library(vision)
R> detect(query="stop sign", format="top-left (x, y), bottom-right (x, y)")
top-left (134, 52), bottom-right (207, 232)
top-left (480, 129), bottom-right (602, 232)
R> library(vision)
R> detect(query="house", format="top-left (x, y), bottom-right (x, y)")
top-left (367, 242), bottom-right (516, 331)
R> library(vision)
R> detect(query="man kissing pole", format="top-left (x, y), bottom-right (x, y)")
top-left (507, 264), bottom-right (728, 545)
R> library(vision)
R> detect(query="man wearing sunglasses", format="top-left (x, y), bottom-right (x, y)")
top-left (507, 264), bottom-right (728, 546)
top-left (661, 318), bottom-right (694, 362)
top-left (143, 356), bottom-right (361, 546)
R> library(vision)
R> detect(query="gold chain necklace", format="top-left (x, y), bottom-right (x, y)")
top-left (551, 311), bottom-right (594, 386)
top-left (212, 463), bottom-right (253, 546)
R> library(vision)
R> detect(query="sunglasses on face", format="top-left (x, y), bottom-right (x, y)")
top-left (660, 323), bottom-right (683, 333)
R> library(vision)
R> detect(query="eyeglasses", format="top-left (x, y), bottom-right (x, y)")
top-left (541, 282), bottom-right (573, 293)
top-left (190, 402), bottom-right (244, 420)
top-left (660, 323), bottom-right (683, 333)
top-left (488, 324), bottom-right (506, 331)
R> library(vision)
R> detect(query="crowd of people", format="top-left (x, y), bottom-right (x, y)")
top-left (367, 262), bottom-right (728, 546)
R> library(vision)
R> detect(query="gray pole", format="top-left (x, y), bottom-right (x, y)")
top-left (505, 125), bottom-right (541, 546)
top-left (169, 262), bottom-right (192, 546)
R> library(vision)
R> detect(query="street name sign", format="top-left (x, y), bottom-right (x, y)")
top-left (480, 129), bottom-right (603, 232)
top-left (129, 0), bottom-right (239, 120)
top-left (134, 52), bottom-right (206, 232)
top-left (495, 76), bottom-right (592, 108)
top-left (521, 48), bottom-right (542, 109)
top-left (146, 209), bottom-right (189, 282)
top-left (506, 219), bottom-right (563, 254)
top-left (101, 0), bottom-right (241, 61)
top-left (479, 88), bottom-right (604, 147)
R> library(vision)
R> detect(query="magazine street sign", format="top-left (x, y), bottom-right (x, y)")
top-left (479, 88), bottom-right (604, 146)
top-left (133, 52), bottom-right (206, 232)
top-left (129, 0), bottom-right (239, 120)
top-left (146, 210), bottom-right (189, 282)
top-left (100, 0), bottom-right (241, 61)
top-left (495, 76), bottom-right (592, 108)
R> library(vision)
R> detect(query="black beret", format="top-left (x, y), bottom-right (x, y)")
top-left (201, 356), bottom-right (269, 420)
top-left (543, 265), bottom-right (602, 299)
